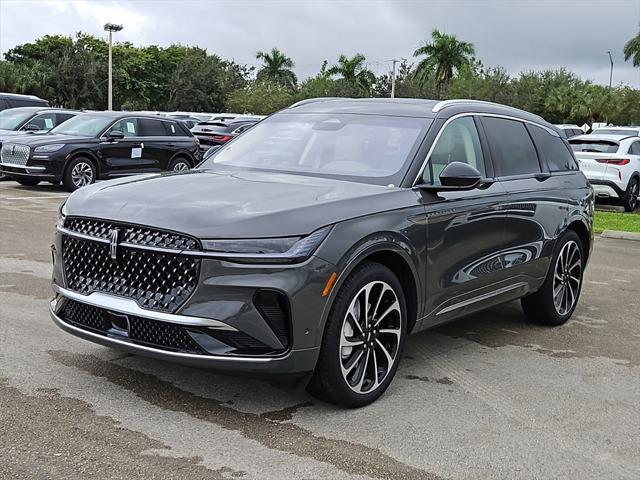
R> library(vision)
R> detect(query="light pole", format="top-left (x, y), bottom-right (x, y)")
top-left (104, 23), bottom-right (123, 110)
top-left (607, 50), bottom-right (614, 89)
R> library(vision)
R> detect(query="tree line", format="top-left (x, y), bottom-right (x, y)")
top-left (1, 29), bottom-right (639, 125)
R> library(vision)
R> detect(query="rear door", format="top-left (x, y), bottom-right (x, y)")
top-left (138, 118), bottom-right (172, 171)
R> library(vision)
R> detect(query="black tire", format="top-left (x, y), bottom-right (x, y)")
top-left (521, 230), bottom-right (584, 326)
top-left (622, 177), bottom-right (639, 212)
top-left (0, 173), bottom-right (9, 181)
top-left (307, 262), bottom-right (407, 408)
top-left (15, 178), bottom-right (41, 186)
top-left (62, 156), bottom-right (96, 192)
top-left (168, 156), bottom-right (192, 171)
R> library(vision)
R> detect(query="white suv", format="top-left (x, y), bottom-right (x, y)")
top-left (569, 134), bottom-right (640, 211)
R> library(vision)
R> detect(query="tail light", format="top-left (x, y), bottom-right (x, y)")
top-left (212, 135), bottom-right (233, 143)
top-left (595, 158), bottom-right (630, 165)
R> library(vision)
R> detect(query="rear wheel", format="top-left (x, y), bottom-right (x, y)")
top-left (168, 157), bottom-right (191, 171)
top-left (307, 262), bottom-right (406, 408)
top-left (622, 177), bottom-right (639, 212)
top-left (62, 157), bottom-right (96, 191)
top-left (521, 230), bottom-right (584, 326)
top-left (15, 178), bottom-right (41, 186)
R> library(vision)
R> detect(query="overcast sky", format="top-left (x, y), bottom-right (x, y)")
top-left (1, 0), bottom-right (639, 87)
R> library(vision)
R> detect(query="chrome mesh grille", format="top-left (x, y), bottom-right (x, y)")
top-left (61, 234), bottom-right (201, 313)
top-left (64, 217), bottom-right (201, 251)
top-left (0, 143), bottom-right (30, 166)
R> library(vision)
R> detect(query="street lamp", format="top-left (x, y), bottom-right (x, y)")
top-left (607, 51), bottom-right (614, 89)
top-left (104, 23), bottom-right (123, 111)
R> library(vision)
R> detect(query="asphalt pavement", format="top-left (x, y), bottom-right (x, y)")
top-left (1, 181), bottom-right (639, 480)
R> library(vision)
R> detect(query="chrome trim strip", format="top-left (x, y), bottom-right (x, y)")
top-left (436, 282), bottom-right (527, 316)
top-left (50, 302), bottom-right (274, 363)
top-left (0, 162), bottom-right (46, 171)
top-left (53, 284), bottom-right (237, 331)
top-left (411, 112), bottom-right (557, 187)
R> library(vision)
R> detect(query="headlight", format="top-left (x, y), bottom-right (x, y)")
top-left (202, 226), bottom-right (332, 263)
top-left (34, 144), bottom-right (65, 153)
top-left (56, 201), bottom-right (67, 229)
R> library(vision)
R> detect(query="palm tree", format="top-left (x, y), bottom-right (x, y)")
top-left (413, 29), bottom-right (475, 93)
top-left (255, 48), bottom-right (297, 89)
top-left (327, 54), bottom-right (376, 93)
top-left (624, 30), bottom-right (640, 67)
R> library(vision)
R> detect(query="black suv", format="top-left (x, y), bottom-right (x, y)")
top-left (0, 92), bottom-right (48, 111)
top-left (0, 112), bottom-right (199, 191)
top-left (50, 98), bottom-right (593, 407)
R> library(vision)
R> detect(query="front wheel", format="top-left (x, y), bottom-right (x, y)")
top-left (623, 177), bottom-right (639, 212)
top-left (307, 262), bottom-right (407, 408)
top-left (62, 157), bottom-right (96, 192)
top-left (521, 230), bottom-right (584, 326)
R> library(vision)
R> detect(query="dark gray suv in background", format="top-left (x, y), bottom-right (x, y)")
top-left (50, 98), bottom-right (594, 407)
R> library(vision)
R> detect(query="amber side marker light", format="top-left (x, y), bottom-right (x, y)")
top-left (322, 272), bottom-right (338, 297)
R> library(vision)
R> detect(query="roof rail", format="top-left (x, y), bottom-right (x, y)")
top-left (432, 99), bottom-right (532, 116)
top-left (288, 97), bottom-right (349, 109)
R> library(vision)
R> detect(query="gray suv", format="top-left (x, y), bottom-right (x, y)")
top-left (50, 98), bottom-right (594, 407)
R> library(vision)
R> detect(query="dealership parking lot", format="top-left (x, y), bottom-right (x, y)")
top-left (1, 181), bottom-right (639, 480)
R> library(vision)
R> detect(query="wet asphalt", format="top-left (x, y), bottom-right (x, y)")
top-left (1, 181), bottom-right (639, 480)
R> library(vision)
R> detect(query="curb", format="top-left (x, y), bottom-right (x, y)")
top-left (600, 230), bottom-right (640, 241)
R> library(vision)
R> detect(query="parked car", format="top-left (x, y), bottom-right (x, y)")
top-left (50, 98), bottom-right (593, 407)
top-left (0, 112), bottom-right (199, 191)
top-left (555, 124), bottom-right (583, 138)
top-left (569, 134), bottom-right (640, 211)
top-left (168, 115), bottom-right (202, 129)
top-left (591, 126), bottom-right (640, 137)
top-left (0, 107), bottom-right (81, 180)
top-left (0, 92), bottom-right (48, 111)
top-left (191, 117), bottom-right (262, 153)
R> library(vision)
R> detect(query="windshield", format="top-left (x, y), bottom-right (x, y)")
top-left (592, 129), bottom-right (639, 136)
top-left (199, 113), bottom-right (431, 185)
top-left (0, 109), bottom-right (33, 130)
top-left (569, 139), bottom-right (619, 153)
top-left (49, 114), bottom-right (113, 137)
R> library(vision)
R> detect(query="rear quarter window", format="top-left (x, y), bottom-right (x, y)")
top-left (529, 125), bottom-right (578, 172)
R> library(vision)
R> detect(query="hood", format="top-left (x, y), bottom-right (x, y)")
top-left (64, 169), bottom-right (417, 238)
top-left (0, 130), bottom-right (48, 141)
top-left (4, 134), bottom-right (95, 147)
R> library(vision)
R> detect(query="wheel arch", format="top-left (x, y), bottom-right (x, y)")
top-left (319, 238), bottom-right (421, 336)
top-left (566, 218), bottom-right (591, 263)
top-left (64, 150), bottom-right (101, 178)
top-left (168, 150), bottom-right (197, 169)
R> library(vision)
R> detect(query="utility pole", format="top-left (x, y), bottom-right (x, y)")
top-left (390, 59), bottom-right (399, 98)
top-left (607, 51), bottom-right (614, 89)
top-left (104, 23), bottom-right (123, 110)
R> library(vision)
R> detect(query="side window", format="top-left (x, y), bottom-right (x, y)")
top-left (481, 117), bottom-right (540, 177)
top-left (0, 99), bottom-right (8, 110)
top-left (108, 118), bottom-right (139, 137)
top-left (139, 118), bottom-right (167, 137)
top-left (27, 113), bottom-right (56, 130)
top-left (424, 116), bottom-right (486, 184)
top-left (162, 121), bottom-right (180, 136)
top-left (529, 124), bottom-right (578, 172)
top-left (56, 113), bottom-right (75, 125)
top-left (628, 141), bottom-right (640, 156)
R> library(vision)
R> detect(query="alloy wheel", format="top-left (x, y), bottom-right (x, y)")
top-left (340, 281), bottom-right (402, 394)
top-left (71, 162), bottom-right (94, 188)
top-left (630, 181), bottom-right (639, 211)
top-left (552, 240), bottom-right (582, 316)
top-left (172, 161), bottom-right (190, 171)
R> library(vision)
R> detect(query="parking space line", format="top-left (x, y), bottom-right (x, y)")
top-left (3, 195), bottom-right (68, 200)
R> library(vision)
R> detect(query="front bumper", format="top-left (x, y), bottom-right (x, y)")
top-left (51, 226), bottom-right (335, 375)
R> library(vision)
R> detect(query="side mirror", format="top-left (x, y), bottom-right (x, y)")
top-left (23, 123), bottom-right (41, 132)
top-left (108, 130), bottom-right (125, 140)
top-left (418, 161), bottom-right (482, 192)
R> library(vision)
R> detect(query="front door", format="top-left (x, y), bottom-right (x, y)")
top-left (99, 118), bottom-right (148, 175)
top-left (415, 115), bottom-right (513, 328)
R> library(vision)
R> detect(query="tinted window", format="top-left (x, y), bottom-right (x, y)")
top-left (482, 117), bottom-right (540, 177)
top-left (201, 113), bottom-right (431, 186)
top-left (25, 113), bottom-right (56, 130)
top-left (629, 141), bottom-right (640, 156)
top-left (56, 113), bottom-right (76, 124)
top-left (162, 121), bottom-right (184, 136)
top-left (569, 139), bottom-right (618, 154)
top-left (108, 118), bottom-right (139, 137)
top-left (139, 118), bottom-right (166, 136)
top-left (529, 125), bottom-right (578, 171)
top-left (0, 99), bottom-right (8, 110)
top-left (425, 116), bottom-right (485, 184)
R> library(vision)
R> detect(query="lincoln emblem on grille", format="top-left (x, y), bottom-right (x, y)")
top-left (109, 228), bottom-right (120, 260)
